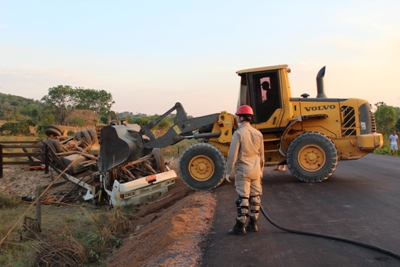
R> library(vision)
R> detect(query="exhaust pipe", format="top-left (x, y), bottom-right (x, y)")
top-left (316, 66), bottom-right (327, 98)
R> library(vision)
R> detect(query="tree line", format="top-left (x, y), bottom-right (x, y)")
top-left (0, 86), bottom-right (180, 135)
top-left (373, 102), bottom-right (400, 136)
top-left (0, 87), bottom-right (399, 139)
top-left (0, 86), bottom-right (114, 124)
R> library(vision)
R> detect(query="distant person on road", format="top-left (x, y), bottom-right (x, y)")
top-left (389, 130), bottom-right (399, 156)
top-left (274, 163), bottom-right (286, 171)
top-left (225, 105), bottom-right (265, 235)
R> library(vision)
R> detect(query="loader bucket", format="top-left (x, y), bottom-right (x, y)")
top-left (98, 125), bottom-right (149, 172)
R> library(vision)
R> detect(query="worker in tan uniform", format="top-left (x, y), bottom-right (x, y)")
top-left (225, 105), bottom-right (265, 235)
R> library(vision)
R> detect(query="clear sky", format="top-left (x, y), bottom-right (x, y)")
top-left (0, 0), bottom-right (399, 117)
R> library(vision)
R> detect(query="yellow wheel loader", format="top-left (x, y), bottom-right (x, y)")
top-left (99, 64), bottom-right (383, 191)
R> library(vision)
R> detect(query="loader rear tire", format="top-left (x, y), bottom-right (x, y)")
top-left (286, 132), bottom-right (338, 183)
top-left (179, 143), bottom-right (225, 191)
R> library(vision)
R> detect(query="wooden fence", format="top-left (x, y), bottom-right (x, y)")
top-left (0, 140), bottom-right (49, 178)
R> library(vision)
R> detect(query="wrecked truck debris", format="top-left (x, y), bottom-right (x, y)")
top-left (43, 123), bottom-right (177, 207)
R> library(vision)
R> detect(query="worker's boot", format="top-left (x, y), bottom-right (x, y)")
top-left (228, 220), bottom-right (246, 235)
top-left (246, 218), bottom-right (258, 232)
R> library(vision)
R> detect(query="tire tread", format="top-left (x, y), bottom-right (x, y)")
top-left (287, 132), bottom-right (338, 182)
top-left (178, 143), bottom-right (225, 191)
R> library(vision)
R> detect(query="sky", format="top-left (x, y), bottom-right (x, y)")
top-left (0, 0), bottom-right (399, 117)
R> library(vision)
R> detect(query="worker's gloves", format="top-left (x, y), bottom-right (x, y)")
top-left (225, 174), bottom-right (231, 183)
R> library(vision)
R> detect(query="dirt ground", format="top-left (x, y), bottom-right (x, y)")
top-left (0, 163), bottom-right (216, 267)
top-left (106, 178), bottom-right (216, 267)
top-left (0, 166), bottom-right (74, 199)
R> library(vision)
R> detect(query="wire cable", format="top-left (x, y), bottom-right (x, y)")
top-left (260, 205), bottom-right (400, 260)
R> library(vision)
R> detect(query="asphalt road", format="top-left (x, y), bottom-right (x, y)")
top-left (201, 154), bottom-right (400, 267)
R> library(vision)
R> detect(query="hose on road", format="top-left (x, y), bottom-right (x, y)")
top-left (260, 205), bottom-right (400, 260)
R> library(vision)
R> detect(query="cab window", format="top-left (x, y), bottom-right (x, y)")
top-left (251, 71), bottom-right (281, 123)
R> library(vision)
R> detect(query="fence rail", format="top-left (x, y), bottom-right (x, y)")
top-left (0, 140), bottom-right (49, 178)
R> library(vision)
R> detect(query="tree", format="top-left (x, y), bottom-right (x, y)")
top-left (99, 116), bottom-right (108, 124)
top-left (130, 116), bottom-right (151, 127)
top-left (41, 85), bottom-right (74, 124)
top-left (394, 107), bottom-right (400, 131)
top-left (0, 93), bottom-right (45, 121)
top-left (374, 102), bottom-right (396, 135)
top-left (41, 86), bottom-right (115, 125)
top-left (72, 117), bottom-right (85, 128)
top-left (65, 110), bottom-right (98, 127)
top-left (71, 88), bottom-right (115, 116)
top-left (148, 115), bottom-right (171, 130)
top-left (20, 104), bottom-right (41, 122)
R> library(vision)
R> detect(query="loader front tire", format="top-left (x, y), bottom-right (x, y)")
top-left (286, 132), bottom-right (338, 182)
top-left (179, 143), bottom-right (225, 190)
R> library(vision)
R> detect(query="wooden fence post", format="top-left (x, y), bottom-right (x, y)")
top-left (35, 184), bottom-right (42, 230)
top-left (44, 144), bottom-right (49, 174)
top-left (0, 144), bottom-right (3, 179)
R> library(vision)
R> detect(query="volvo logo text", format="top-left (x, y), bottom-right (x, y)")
top-left (305, 105), bottom-right (336, 111)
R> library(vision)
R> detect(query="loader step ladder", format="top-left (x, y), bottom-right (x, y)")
top-left (263, 137), bottom-right (283, 165)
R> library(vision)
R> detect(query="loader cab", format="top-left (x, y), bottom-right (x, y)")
top-left (237, 65), bottom-right (286, 124)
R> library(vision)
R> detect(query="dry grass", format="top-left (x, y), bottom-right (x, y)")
top-left (90, 209), bottom-right (133, 238)
top-left (0, 193), bottom-right (20, 208)
top-left (0, 194), bottom-right (133, 266)
top-left (0, 195), bottom-right (37, 266)
top-left (34, 239), bottom-right (87, 267)
top-left (0, 136), bottom-right (39, 142)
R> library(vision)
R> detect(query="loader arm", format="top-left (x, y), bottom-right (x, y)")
top-left (142, 102), bottom-right (221, 149)
top-left (140, 102), bottom-right (221, 150)
top-left (141, 102), bottom-right (188, 135)
top-left (143, 114), bottom-right (221, 149)
top-left (99, 102), bottom-right (224, 173)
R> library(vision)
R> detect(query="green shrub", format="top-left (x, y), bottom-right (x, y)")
top-left (67, 130), bottom-right (75, 136)
top-left (0, 119), bottom-right (35, 136)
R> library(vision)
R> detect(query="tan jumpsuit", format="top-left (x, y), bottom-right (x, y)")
top-left (225, 123), bottom-right (264, 197)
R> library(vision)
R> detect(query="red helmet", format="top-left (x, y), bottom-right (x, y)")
top-left (236, 105), bottom-right (254, 116)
